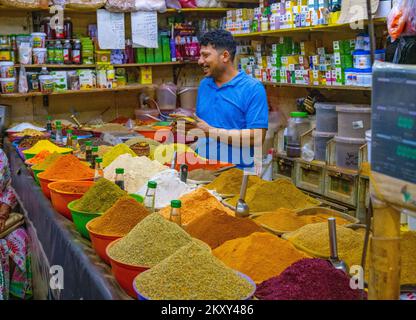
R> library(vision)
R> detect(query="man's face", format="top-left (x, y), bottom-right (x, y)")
top-left (198, 44), bottom-right (228, 78)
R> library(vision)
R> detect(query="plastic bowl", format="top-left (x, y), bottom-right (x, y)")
top-left (106, 238), bottom-right (150, 298)
top-left (133, 271), bottom-right (257, 300)
top-left (37, 172), bottom-right (93, 199)
top-left (32, 168), bottom-right (45, 185)
top-left (86, 221), bottom-right (121, 264)
top-left (129, 194), bottom-right (144, 203)
top-left (49, 181), bottom-right (95, 220)
top-left (135, 128), bottom-right (172, 142)
top-left (68, 200), bottom-right (102, 239)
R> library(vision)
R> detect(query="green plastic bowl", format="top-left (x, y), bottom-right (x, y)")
top-left (32, 168), bottom-right (45, 185)
top-left (129, 194), bottom-right (144, 203)
top-left (68, 200), bottom-right (102, 239)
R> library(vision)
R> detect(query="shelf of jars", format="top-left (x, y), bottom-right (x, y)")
top-left (231, 17), bottom-right (387, 38)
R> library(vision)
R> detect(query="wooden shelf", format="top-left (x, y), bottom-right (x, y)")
top-left (233, 18), bottom-right (387, 37)
top-left (0, 84), bottom-right (154, 99)
top-left (263, 81), bottom-right (372, 91)
top-left (15, 61), bottom-right (198, 69)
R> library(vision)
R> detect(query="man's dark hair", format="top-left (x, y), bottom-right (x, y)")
top-left (199, 30), bottom-right (237, 61)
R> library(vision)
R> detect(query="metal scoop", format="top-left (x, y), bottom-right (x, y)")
top-left (328, 217), bottom-right (347, 272)
top-left (235, 174), bottom-right (250, 217)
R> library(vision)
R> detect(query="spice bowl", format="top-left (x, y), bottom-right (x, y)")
top-left (37, 173), bottom-right (94, 199)
top-left (32, 168), bottom-right (45, 185)
top-left (86, 220), bottom-right (121, 264)
top-left (132, 271), bottom-right (257, 300)
top-left (106, 238), bottom-right (150, 298)
top-left (68, 200), bottom-right (102, 239)
top-left (49, 181), bottom-right (95, 220)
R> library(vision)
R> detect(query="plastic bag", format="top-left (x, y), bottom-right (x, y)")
top-left (105, 0), bottom-right (135, 12)
top-left (134, 0), bottom-right (166, 11)
top-left (66, 0), bottom-right (105, 10)
top-left (196, 0), bottom-right (209, 7)
top-left (18, 66), bottom-right (28, 94)
top-left (179, 0), bottom-right (196, 8)
top-left (387, 0), bottom-right (416, 40)
top-left (165, 0), bottom-right (181, 9)
top-left (18, 42), bottom-right (32, 65)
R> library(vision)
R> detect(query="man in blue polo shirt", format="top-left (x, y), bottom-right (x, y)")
top-left (191, 29), bottom-right (269, 169)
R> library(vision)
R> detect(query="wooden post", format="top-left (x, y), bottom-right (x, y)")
top-left (368, 197), bottom-right (401, 300)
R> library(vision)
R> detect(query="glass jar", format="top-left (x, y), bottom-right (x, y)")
top-left (286, 112), bottom-right (310, 157)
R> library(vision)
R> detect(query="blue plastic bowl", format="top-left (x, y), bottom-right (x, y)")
top-left (132, 271), bottom-right (256, 300)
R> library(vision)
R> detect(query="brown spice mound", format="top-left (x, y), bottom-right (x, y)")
top-left (185, 208), bottom-right (265, 249)
top-left (205, 168), bottom-right (262, 195)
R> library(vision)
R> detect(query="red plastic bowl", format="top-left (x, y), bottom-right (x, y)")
top-left (106, 239), bottom-right (149, 298)
top-left (86, 221), bottom-right (121, 264)
top-left (37, 173), bottom-right (94, 199)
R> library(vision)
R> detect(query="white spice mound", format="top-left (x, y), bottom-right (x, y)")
top-left (104, 154), bottom-right (168, 193)
top-left (136, 169), bottom-right (196, 209)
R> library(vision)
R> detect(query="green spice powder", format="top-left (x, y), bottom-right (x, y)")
top-left (107, 213), bottom-right (195, 267)
top-left (135, 242), bottom-right (254, 300)
top-left (72, 178), bottom-right (126, 212)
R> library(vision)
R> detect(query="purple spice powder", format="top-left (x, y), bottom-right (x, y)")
top-left (256, 258), bottom-right (367, 300)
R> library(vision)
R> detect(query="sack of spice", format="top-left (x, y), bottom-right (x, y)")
top-left (88, 195), bottom-right (149, 237)
top-left (39, 154), bottom-right (94, 180)
top-left (107, 213), bottom-right (203, 267)
top-left (256, 258), bottom-right (367, 300)
top-left (159, 187), bottom-right (235, 226)
top-left (213, 232), bottom-right (310, 284)
top-left (185, 208), bottom-right (265, 249)
top-left (226, 179), bottom-right (321, 212)
top-left (134, 242), bottom-right (255, 300)
top-left (72, 178), bottom-right (126, 213)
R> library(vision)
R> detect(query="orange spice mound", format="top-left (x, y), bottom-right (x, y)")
top-left (26, 150), bottom-right (52, 165)
top-left (159, 187), bottom-right (234, 225)
top-left (41, 154), bottom-right (94, 180)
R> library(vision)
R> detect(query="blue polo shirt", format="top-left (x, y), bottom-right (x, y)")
top-left (195, 71), bottom-right (268, 168)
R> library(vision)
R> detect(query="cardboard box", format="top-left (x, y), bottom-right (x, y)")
top-left (78, 70), bottom-right (95, 90)
top-left (50, 71), bottom-right (68, 92)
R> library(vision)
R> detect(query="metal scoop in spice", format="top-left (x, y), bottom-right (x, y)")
top-left (328, 217), bottom-right (347, 272)
top-left (235, 174), bottom-right (250, 217)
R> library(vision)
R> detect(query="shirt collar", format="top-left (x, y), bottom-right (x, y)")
top-left (206, 71), bottom-right (245, 89)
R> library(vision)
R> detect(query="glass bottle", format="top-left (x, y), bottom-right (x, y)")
top-left (55, 124), bottom-right (63, 144)
top-left (47, 40), bottom-right (55, 64)
top-left (71, 135), bottom-right (80, 158)
top-left (115, 168), bottom-right (125, 190)
top-left (91, 146), bottom-right (99, 167)
top-left (169, 200), bottom-right (182, 227)
top-left (94, 157), bottom-right (104, 182)
top-left (144, 180), bottom-right (157, 213)
top-left (54, 40), bottom-right (64, 65)
top-left (64, 17), bottom-right (73, 40)
top-left (72, 39), bottom-right (81, 64)
top-left (63, 40), bottom-right (72, 65)
top-left (66, 129), bottom-right (73, 147)
top-left (46, 115), bottom-right (52, 133)
top-left (85, 140), bottom-right (93, 164)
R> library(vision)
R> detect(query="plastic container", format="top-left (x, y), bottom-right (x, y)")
top-left (0, 61), bottom-right (15, 78)
top-left (312, 131), bottom-right (336, 161)
top-left (0, 77), bottom-right (16, 94)
top-left (33, 48), bottom-right (47, 64)
top-left (86, 220), bottom-right (121, 264)
top-left (345, 68), bottom-right (357, 86)
top-left (334, 136), bottom-right (366, 169)
top-left (39, 75), bottom-right (54, 93)
top-left (375, 49), bottom-right (386, 62)
top-left (336, 105), bottom-right (371, 138)
top-left (286, 112), bottom-right (310, 157)
top-left (156, 83), bottom-right (177, 110)
top-left (314, 102), bottom-right (338, 132)
top-left (178, 86), bottom-right (198, 110)
top-left (365, 129), bottom-right (371, 163)
top-left (106, 238), bottom-right (150, 298)
top-left (49, 181), bottom-right (94, 220)
top-left (68, 200), bottom-right (102, 240)
top-left (356, 68), bottom-right (372, 87)
top-left (31, 32), bottom-right (46, 49)
top-left (133, 271), bottom-right (256, 300)
top-left (353, 50), bottom-right (371, 69)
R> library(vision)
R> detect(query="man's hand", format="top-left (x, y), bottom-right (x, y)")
top-left (0, 203), bottom-right (11, 232)
top-left (194, 116), bottom-right (212, 133)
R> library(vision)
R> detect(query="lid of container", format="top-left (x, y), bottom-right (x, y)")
top-left (95, 157), bottom-right (102, 163)
top-left (71, 135), bottom-right (78, 139)
top-left (290, 112), bottom-right (308, 118)
top-left (115, 168), bottom-right (124, 174)
top-left (353, 50), bottom-right (371, 55)
top-left (355, 68), bottom-right (372, 73)
top-left (365, 130), bottom-right (371, 139)
top-left (171, 200), bottom-right (181, 208)
top-left (312, 130), bottom-right (337, 138)
top-left (344, 68), bottom-right (357, 72)
top-left (334, 135), bottom-right (366, 144)
top-left (67, 129), bottom-right (73, 134)
top-left (315, 102), bottom-right (344, 110)
top-left (336, 104), bottom-right (371, 113)
top-left (0, 61), bottom-right (14, 65)
top-left (92, 146), bottom-right (98, 152)
top-left (147, 180), bottom-right (157, 188)
top-left (33, 48), bottom-right (47, 51)
top-left (375, 49), bottom-right (386, 54)
top-left (31, 32), bottom-right (46, 36)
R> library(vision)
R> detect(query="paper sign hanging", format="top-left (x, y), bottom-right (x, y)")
top-left (97, 9), bottom-right (125, 50)
top-left (131, 11), bottom-right (158, 49)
